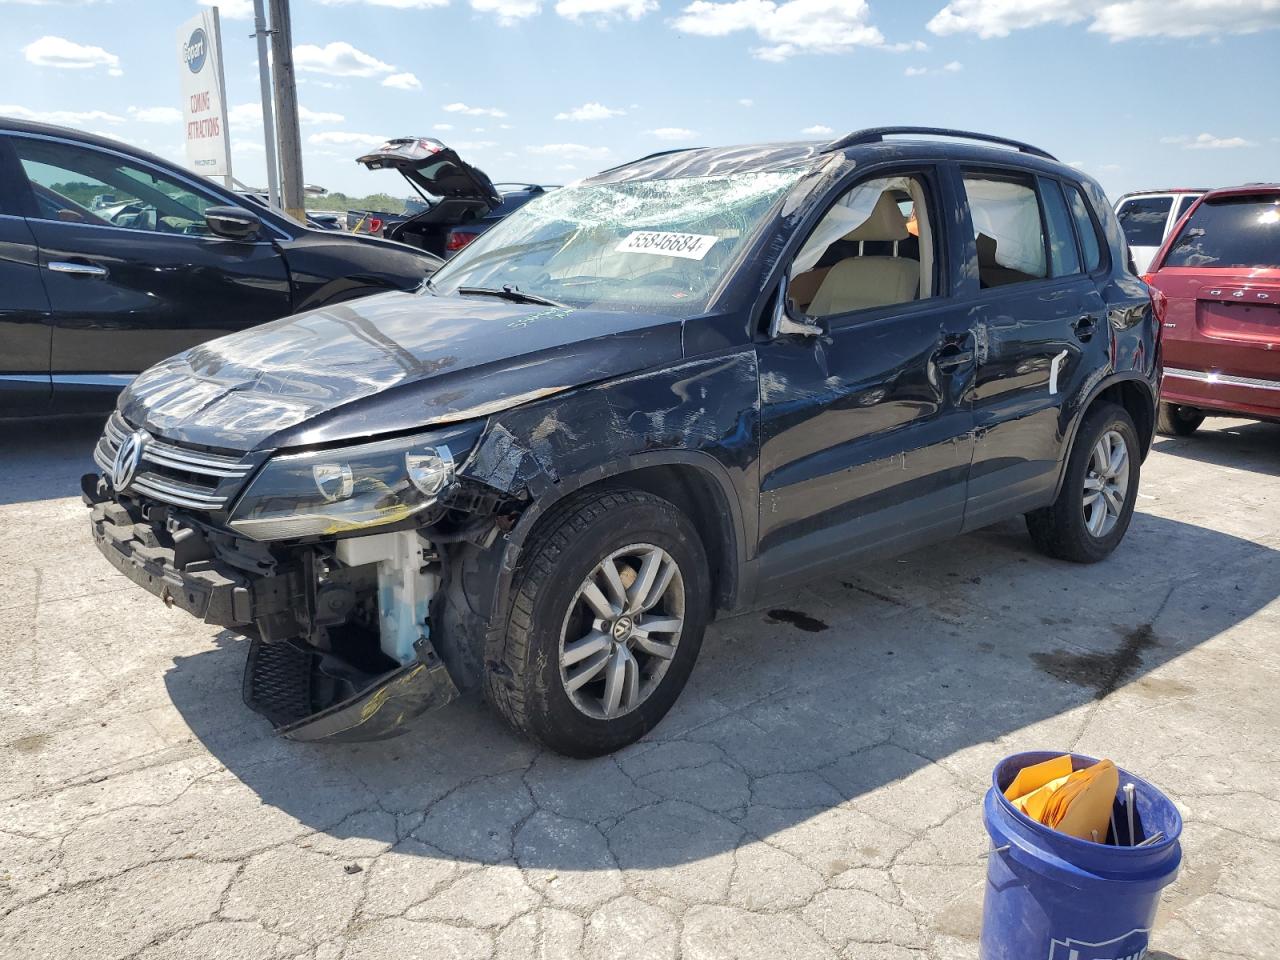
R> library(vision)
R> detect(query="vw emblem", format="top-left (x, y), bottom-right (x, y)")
top-left (111, 430), bottom-right (148, 491)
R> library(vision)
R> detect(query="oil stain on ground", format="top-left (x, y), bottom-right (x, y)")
top-left (1032, 623), bottom-right (1158, 699)
top-left (765, 609), bottom-right (830, 633)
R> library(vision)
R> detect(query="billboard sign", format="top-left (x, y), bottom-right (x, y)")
top-left (178, 9), bottom-right (232, 179)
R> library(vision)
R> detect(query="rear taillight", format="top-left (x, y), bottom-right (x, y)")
top-left (447, 231), bottom-right (479, 252)
top-left (1148, 283), bottom-right (1169, 325)
top-left (368, 217), bottom-right (383, 234)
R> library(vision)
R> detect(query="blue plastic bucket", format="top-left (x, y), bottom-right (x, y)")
top-left (980, 751), bottom-right (1182, 960)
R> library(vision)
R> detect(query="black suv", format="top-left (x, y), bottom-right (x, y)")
top-left (84, 128), bottom-right (1158, 756)
top-left (0, 119), bottom-right (441, 414)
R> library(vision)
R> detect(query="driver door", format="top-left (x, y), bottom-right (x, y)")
top-left (10, 134), bottom-right (291, 406)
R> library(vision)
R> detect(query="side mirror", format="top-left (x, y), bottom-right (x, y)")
top-left (768, 274), bottom-right (822, 339)
top-left (205, 206), bottom-right (262, 241)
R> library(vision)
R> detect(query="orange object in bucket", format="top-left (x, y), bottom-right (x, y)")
top-left (1004, 754), bottom-right (1119, 842)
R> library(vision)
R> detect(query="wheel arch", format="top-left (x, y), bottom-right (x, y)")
top-left (504, 451), bottom-right (747, 613)
top-left (1053, 373), bottom-right (1156, 500)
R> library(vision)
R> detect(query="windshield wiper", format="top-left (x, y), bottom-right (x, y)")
top-left (457, 284), bottom-right (566, 309)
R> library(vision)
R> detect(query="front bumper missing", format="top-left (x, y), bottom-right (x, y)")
top-left (87, 484), bottom-right (461, 743)
top-left (243, 638), bottom-right (459, 742)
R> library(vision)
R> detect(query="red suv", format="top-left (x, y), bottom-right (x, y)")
top-left (1146, 184), bottom-right (1280, 435)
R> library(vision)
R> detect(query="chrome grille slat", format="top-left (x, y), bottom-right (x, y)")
top-left (96, 413), bottom-right (251, 511)
top-left (130, 472), bottom-right (228, 510)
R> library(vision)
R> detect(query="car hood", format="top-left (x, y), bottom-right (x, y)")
top-left (117, 291), bottom-right (684, 453)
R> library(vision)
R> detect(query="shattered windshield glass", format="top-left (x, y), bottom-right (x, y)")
top-left (428, 169), bottom-right (807, 315)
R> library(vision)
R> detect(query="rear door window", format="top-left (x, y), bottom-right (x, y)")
top-left (1163, 195), bottom-right (1280, 269)
top-left (1066, 186), bottom-right (1103, 273)
top-left (1116, 196), bottom-right (1172, 248)
top-left (1039, 178), bottom-right (1082, 277)
top-left (961, 172), bottom-right (1047, 288)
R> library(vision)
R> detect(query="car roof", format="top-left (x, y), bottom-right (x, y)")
top-left (588, 129), bottom-right (1088, 186)
top-left (1200, 183), bottom-right (1280, 200)
top-left (1117, 188), bottom-right (1210, 200)
top-left (0, 116), bottom-right (186, 169)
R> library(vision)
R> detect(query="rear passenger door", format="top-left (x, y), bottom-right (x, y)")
top-left (957, 168), bottom-right (1109, 530)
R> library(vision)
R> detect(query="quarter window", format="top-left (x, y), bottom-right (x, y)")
top-left (14, 137), bottom-right (220, 236)
top-left (1066, 186), bottom-right (1104, 273)
top-left (1040, 179), bottom-right (1082, 277)
top-left (788, 173), bottom-right (938, 318)
top-left (961, 172), bottom-right (1047, 288)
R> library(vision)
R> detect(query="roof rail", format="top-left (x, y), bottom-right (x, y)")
top-left (825, 127), bottom-right (1057, 162)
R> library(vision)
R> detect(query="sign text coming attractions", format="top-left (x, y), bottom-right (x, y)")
top-left (178, 8), bottom-right (232, 181)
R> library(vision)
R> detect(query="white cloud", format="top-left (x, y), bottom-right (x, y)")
top-left (556, 0), bottom-right (657, 20)
top-left (738, 98), bottom-right (754, 106)
top-left (382, 72), bottom-right (422, 90)
top-left (128, 106), bottom-right (182, 124)
top-left (471, 0), bottom-right (542, 21)
top-left (433, 123), bottom-right (455, 131)
top-left (927, 0), bottom-right (1280, 41)
top-left (0, 104), bottom-right (124, 125)
top-left (315, 0), bottom-right (448, 7)
top-left (307, 131), bottom-right (388, 148)
top-left (670, 0), bottom-right (900, 60)
top-left (22, 35), bottom-right (120, 72)
top-left (293, 42), bottom-right (395, 78)
top-left (1164, 132), bottom-right (1258, 150)
top-left (556, 102), bottom-right (626, 121)
top-left (444, 102), bottom-right (508, 118)
top-left (648, 127), bottom-right (698, 140)
top-left (227, 102), bottom-right (345, 128)
top-left (801, 124), bottom-right (833, 135)
top-left (906, 60), bottom-right (963, 76)
top-left (526, 143), bottom-right (614, 160)
top-left (199, 0), bottom-right (254, 17)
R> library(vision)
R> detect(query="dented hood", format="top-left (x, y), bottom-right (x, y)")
top-left (117, 290), bottom-right (684, 452)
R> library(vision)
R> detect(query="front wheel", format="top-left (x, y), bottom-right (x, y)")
top-left (1026, 403), bottom-right (1141, 564)
top-left (484, 489), bottom-right (710, 757)
top-left (1156, 401), bottom-right (1204, 437)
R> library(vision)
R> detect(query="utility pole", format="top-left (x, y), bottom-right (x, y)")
top-left (252, 0), bottom-right (280, 209)
top-left (267, 0), bottom-right (305, 221)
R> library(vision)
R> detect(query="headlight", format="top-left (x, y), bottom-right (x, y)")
top-left (228, 423), bottom-right (482, 541)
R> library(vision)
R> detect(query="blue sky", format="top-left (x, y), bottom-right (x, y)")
top-left (4, 0), bottom-right (1278, 201)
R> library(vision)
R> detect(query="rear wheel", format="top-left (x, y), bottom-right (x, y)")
top-left (1156, 401), bottom-right (1204, 437)
top-left (484, 489), bottom-right (710, 757)
top-left (1027, 403), bottom-right (1140, 564)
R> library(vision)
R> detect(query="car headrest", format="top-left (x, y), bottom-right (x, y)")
top-left (976, 232), bottom-right (998, 266)
top-left (843, 193), bottom-right (910, 243)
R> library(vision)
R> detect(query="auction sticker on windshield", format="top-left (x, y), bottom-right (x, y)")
top-left (616, 231), bottom-right (719, 260)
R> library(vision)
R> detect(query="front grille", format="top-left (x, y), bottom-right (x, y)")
top-left (94, 412), bottom-right (254, 511)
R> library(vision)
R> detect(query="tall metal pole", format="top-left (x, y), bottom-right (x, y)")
top-left (267, 0), bottom-right (305, 221)
top-left (252, 0), bottom-right (281, 210)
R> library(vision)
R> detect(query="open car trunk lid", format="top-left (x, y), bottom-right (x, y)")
top-left (356, 137), bottom-right (501, 211)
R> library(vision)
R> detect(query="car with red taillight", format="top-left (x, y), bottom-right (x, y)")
top-left (1145, 184), bottom-right (1280, 435)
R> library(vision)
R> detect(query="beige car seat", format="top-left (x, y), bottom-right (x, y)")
top-left (809, 193), bottom-right (920, 316)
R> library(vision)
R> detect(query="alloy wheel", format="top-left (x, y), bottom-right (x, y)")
top-left (558, 543), bottom-right (685, 720)
top-left (1082, 429), bottom-right (1130, 538)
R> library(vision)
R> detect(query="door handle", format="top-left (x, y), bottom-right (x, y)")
top-left (48, 260), bottom-right (108, 278)
top-left (1073, 315), bottom-right (1098, 341)
top-left (934, 349), bottom-right (974, 371)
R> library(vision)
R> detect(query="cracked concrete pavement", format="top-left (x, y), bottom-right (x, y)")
top-left (1, 415), bottom-right (1278, 959)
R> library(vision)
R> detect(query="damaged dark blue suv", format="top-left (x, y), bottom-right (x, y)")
top-left (85, 128), bottom-right (1158, 756)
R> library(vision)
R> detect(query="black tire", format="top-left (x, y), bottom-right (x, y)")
top-left (1156, 401), bottom-right (1204, 437)
top-left (483, 489), bottom-right (710, 757)
top-left (1026, 403), bottom-right (1141, 564)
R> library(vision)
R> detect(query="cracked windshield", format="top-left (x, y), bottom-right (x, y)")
top-left (428, 169), bottom-right (808, 314)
